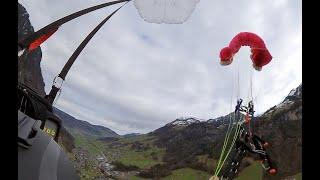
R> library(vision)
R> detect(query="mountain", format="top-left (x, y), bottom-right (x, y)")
top-left (53, 107), bottom-right (119, 138)
top-left (58, 127), bottom-right (76, 153)
top-left (63, 84), bottom-right (301, 179)
top-left (169, 117), bottom-right (201, 126)
top-left (18, 3), bottom-right (46, 97)
top-left (285, 83), bottom-right (302, 101)
top-left (149, 83), bottom-right (302, 179)
top-left (17, 3), bottom-right (301, 179)
top-left (264, 83), bottom-right (302, 115)
top-left (253, 84), bottom-right (302, 178)
top-left (122, 133), bottom-right (142, 138)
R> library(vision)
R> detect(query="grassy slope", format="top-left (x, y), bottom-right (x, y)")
top-left (162, 168), bottom-right (212, 180)
top-left (73, 134), bottom-right (165, 179)
top-left (103, 135), bottom-right (165, 169)
top-left (74, 133), bottom-right (105, 156)
top-left (294, 172), bottom-right (302, 180)
top-left (74, 134), bottom-right (300, 180)
top-left (130, 168), bottom-right (211, 180)
top-left (159, 163), bottom-right (261, 180)
top-left (119, 146), bottom-right (165, 168)
top-left (236, 162), bottom-right (302, 180)
top-left (235, 162), bottom-right (262, 180)
top-left (73, 133), bottom-right (106, 180)
top-left (74, 133), bottom-right (262, 180)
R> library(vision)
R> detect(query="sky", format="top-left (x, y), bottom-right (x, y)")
top-left (19, 0), bottom-right (302, 135)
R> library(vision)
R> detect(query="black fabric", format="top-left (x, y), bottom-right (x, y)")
top-left (57, 148), bottom-right (80, 180)
top-left (18, 131), bottom-right (80, 180)
top-left (18, 83), bottom-right (50, 120)
top-left (221, 147), bottom-right (247, 180)
top-left (222, 126), bottom-right (277, 178)
top-left (18, 131), bottom-right (52, 180)
top-left (18, 82), bottom-right (62, 141)
top-left (251, 134), bottom-right (264, 149)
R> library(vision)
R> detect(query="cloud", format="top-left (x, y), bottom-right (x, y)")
top-left (19, 0), bottom-right (301, 135)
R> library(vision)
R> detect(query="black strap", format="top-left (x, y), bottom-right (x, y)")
top-left (58, 3), bottom-right (127, 80)
top-left (47, 2), bottom-right (128, 104)
top-left (18, 0), bottom-right (130, 49)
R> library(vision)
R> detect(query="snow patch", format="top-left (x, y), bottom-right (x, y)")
top-left (288, 89), bottom-right (296, 96)
top-left (169, 117), bottom-right (201, 126)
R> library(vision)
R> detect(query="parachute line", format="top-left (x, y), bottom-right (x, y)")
top-left (214, 64), bottom-right (239, 177)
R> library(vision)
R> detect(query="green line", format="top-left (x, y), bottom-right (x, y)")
top-left (216, 123), bottom-right (243, 176)
top-left (216, 127), bottom-right (242, 176)
top-left (214, 113), bottom-right (236, 175)
top-left (216, 117), bottom-right (244, 176)
top-left (214, 113), bottom-right (241, 176)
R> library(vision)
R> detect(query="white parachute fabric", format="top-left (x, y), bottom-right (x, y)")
top-left (134, 0), bottom-right (200, 24)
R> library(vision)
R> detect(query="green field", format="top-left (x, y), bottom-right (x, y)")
top-left (73, 134), bottom-right (166, 179)
top-left (129, 176), bottom-right (150, 180)
top-left (118, 134), bottom-right (156, 143)
top-left (129, 168), bottom-right (211, 180)
top-left (119, 146), bottom-right (165, 168)
top-left (73, 134), bottom-right (165, 164)
top-left (294, 172), bottom-right (302, 180)
top-left (129, 164), bottom-right (265, 180)
top-left (79, 165), bottom-right (102, 180)
top-left (129, 168), bottom-right (303, 180)
top-left (74, 133), bottom-right (106, 156)
top-left (102, 135), bottom-right (165, 169)
top-left (236, 162), bottom-right (262, 180)
top-left (73, 134), bottom-right (289, 180)
top-left (161, 168), bottom-right (212, 180)
top-left (72, 134), bottom-right (107, 180)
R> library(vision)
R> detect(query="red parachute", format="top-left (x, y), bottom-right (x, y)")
top-left (219, 32), bottom-right (272, 71)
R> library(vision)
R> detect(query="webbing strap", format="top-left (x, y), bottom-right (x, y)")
top-left (18, 0), bottom-right (130, 49)
top-left (59, 2), bottom-right (128, 80)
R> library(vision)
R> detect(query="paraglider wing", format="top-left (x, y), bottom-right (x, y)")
top-left (134, 0), bottom-right (200, 24)
top-left (18, 0), bottom-right (130, 51)
top-left (28, 27), bottom-right (59, 51)
top-left (219, 32), bottom-right (272, 71)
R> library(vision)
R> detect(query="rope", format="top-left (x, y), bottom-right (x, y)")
top-left (250, 67), bottom-right (253, 101)
top-left (214, 115), bottom-right (235, 176)
top-left (247, 67), bottom-right (254, 134)
top-left (214, 63), bottom-right (243, 176)
top-left (214, 56), bottom-right (263, 178)
top-left (216, 117), bottom-right (245, 175)
top-left (214, 63), bottom-right (237, 175)
top-left (214, 58), bottom-right (258, 178)
top-left (237, 62), bottom-right (240, 100)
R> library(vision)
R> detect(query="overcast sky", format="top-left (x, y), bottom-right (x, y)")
top-left (19, 0), bottom-right (301, 135)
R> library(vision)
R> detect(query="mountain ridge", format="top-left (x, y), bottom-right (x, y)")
top-left (148, 83), bottom-right (302, 179)
top-left (53, 107), bottom-right (119, 138)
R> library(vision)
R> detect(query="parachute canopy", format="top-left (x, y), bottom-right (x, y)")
top-left (219, 32), bottom-right (272, 71)
top-left (134, 0), bottom-right (200, 24)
